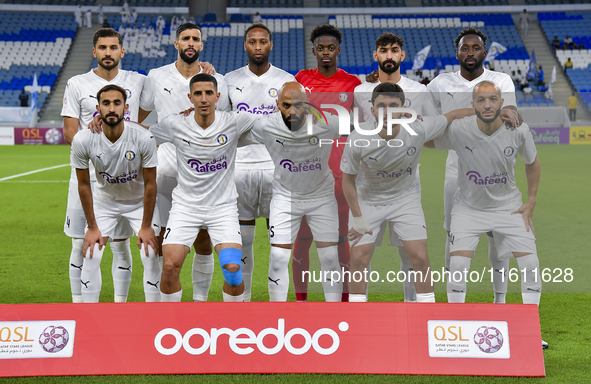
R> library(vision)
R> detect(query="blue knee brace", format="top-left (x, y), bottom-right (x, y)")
top-left (218, 248), bottom-right (243, 286)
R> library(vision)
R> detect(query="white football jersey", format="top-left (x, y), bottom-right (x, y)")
top-left (70, 121), bottom-right (157, 204)
top-left (240, 113), bottom-right (340, 201)
top-left (140, 62), bottom-right (231, 178)
top-left (353, 76), bottom-right (438, 123)
top-left (427, 68), bottom-right (516, 178)
top-left (149, 111), bottom-right (258, 208)
top-left (225, 64), bottom-right (295, 168)
top-left (434, 116), bottom-right (537, 210)
top-left (61, 69), bottom-right (146, 132)
top-left (341, 116), bottom-right (448, 205)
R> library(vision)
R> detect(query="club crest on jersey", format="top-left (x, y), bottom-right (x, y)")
top-left (268, 88), bottom-right (278, 98)
top-left (407, 147), bottom-right (417, 156)
top-left (217, 134), bottom-right (228, 144)
top-left (404, 99), bottom-right (411, 108)
top-left (339, 92), bottom-right (349, 102)
top-left (309, 136), bottom-right (319, 146)
top-left (125, 89), bottom-right (132, 98)
top-left (503, 146), bottom-right (515, 157)
top-left (124, 150), bottom-right (136, 161)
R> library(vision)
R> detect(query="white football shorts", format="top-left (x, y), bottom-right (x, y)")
top-left (155, 173), bottom-right (177, 227)
top-left (92, 198), bottom-right (161, 239)
top-left (235, 168), bottom-right (273, 220)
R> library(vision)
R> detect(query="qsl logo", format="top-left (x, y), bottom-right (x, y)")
top-left (473, 326), bottom-right (504, 354)
top-left (39, 325), bottom-right (70, 353)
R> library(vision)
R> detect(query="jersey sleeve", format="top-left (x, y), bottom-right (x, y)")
top-left (140, 71), bottom-right (156, 111)
top-left (498, 75), bottom-right (517, 108)
top-left (324, 112), bottom-right (342, 139)
top-left (215, 75), bottom-right (232, 112)
top-left (433, 121), bottom-right (455, 151)
top-left (60, 78), bottom-right (81, 118)
top-left (426, 80), bottom-right (441, 110)
top-left (340, 138), bottom-right (361, 175)
top-left (235, 110), bottom-right (263, 135)
top-left (517, 124), bottom-right (537, 164)
top-left (354, 89), bottom-right (372, 123)
top-left (70, 133), bottom-right (89, 169)
top-left (139, 132), bottom-right (158, 168)
top-left (149, 116), bottom-right (174, 145)
top-left (423, 115), bottom-right (449, 142)
top-left (420, 91), bottom-right (440, 116)
top-left (239, 117), bottom-right (265, 145)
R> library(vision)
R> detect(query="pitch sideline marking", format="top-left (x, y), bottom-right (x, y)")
top-left (0, 164), bottom-right (70, 182)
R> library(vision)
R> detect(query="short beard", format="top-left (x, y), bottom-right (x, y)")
top-left (248, 54), bottom-right (268, 67)
top-left (379, 59), bottom-right (400, 74)
top-left (282, 112), bottom-right (305, 131)
top-left (102, 113), bottom-right (124, 127)
top-left (475, 108), bottom-right (500, 124)
top-left (180, 49), bottom-right (199, 64)
top-left (98, 58), bottom-right (119, 71)
top-left (460, 57), bottom-right (484, 73)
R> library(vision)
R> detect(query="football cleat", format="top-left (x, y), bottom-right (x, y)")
top-left (542, 340), bottom-right (548, 349)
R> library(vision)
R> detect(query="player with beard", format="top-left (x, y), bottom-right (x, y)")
top-left (239, 82), bottom-right (343, 302)
top-left (224, 23), bottom-right (295, 301)
top-left (293, 24), bottom-right (361, 302)
top-left (353, 32), bottom-right (438, 303)
top-left (71, 85), bottom-right (161, 303)
top-left (61, 28), bottom-right (147, 303)
top-left (427, 27), bottom-right (521, 306)
top-left (139, 23), bottom-right (230, 302)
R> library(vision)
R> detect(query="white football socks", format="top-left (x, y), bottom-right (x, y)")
top-left (161, 289), bottom-right (182, 302)
top-left (516, 254), bottom-right (541, 305)
top-left (268, 246), bottom-right (291, 301)
top-left (416, 292), bottom-right (436, 303)
top-left (444, 231), bottom-right (452, 271)
top-left (488, 234), bottom-right (509, 303)
top-left (69, 238), bottom-right (84, 303)
top-left (398, 246), bottom-right (417, 302)
top-left (80, 243), bottom-right (105, 303)
top-left (223, 291), bottom-right (244, 302)
top-left (447, 255), bottom-right (471, 303)
top-left (140, 243), bottom-right (162, 302)
top-left (111, 239), bottom-right (132, 303)
top-left (239, 225), bottom-right (256, 302)
top-left (349, 294), bottom-right (367, 302)
top-left (192, 252), bottom-right (214, 302)
top-left (317, 245), bottom-right (342, 302)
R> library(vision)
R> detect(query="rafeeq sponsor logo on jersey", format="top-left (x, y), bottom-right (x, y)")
top-left (279, 158), bottom-right (322, 172)
top-left (99, 170), bottom-right (138, 183)
top-left (466, 171), bottom-right (508, 185)
top-left (236, 103), bottom-right (276, 115)
top-left (187, 156), bottom-right (228, 173)
top-left (153, 318), bottom-right (349, 356)
top-left (376, 164), bottom-right (412, 179)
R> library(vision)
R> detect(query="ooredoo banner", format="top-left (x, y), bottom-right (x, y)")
top-left (0, 303), bottom-right (545, 377)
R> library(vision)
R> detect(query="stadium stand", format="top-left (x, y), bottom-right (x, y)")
top-left (227, 0), bottom-right (304, 7)
top-left (111, 0), bottom-right (188, 6)
top-left (423, 0), bottom-right (509, 6)
top-left (5, 0), bottom-right (94, 4)
top-left (0, 12), bottom-right (76, 110)
top-left (319, 0), bottom-right (405, 7)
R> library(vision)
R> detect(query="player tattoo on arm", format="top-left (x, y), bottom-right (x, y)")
top-left (512, 155), bottom-right (540, 234)
top-left (138, 167), bottom-right (159, 256)
top-left (76, 168), bottom-right (105, 258)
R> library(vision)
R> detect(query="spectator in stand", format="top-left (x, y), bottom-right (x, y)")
top-left (102, 16), bottom-right (110, 28)
top-left (156, 16), bottom-right (165, 36)
top-left (564, 35), bottom-right (573, 49)
top-left (74, 5), bottom-right (83, 27)
top-left (85, 9), bottom-right (92, 29)
top-left (129, 9), bottom-right (138, 24)
top-left (157, 47), bottom-right (167, 58)
top-left (568, 92), bottom-right (577, 121)
top-left (511, 70), bottom-right (519, 87)
top-left (565, 57), bottom-right (573, 72)
top-left (552, 36), bottom-right (561, 50)
top-left (519, 9), bottom-right (529, 37)
top-left (420, 76), bottom-right (430, 85)
top-left (19, 89), bottom-right (29, 107)
top-left (170, 16), bottom-right (179, 35)
top-left (147, 25), bottom-right (155, 38)
top-left (252, 12), bottom-right (262, 24)
top-left (517, 69), bottom-right (528, 90)
top-left (579, 42), bottom-right (586, 50)
top-left (537, 66), bottom-right (544, 86)
top-left (179, 16), bottom-right (187, 25)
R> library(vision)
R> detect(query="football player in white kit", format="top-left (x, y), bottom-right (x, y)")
top-left (61, 28), bottom-right (146, 303)
top-left (427, 27), bottom-right (521, 304)
top-left (342, 83), bottom-right (474, 303)
top-left (224, 23), bottom-right (295, 301)
top-left (240, 82), bottom-right (342, 302)
top-left (354, 32), bottom-right (438, 303)
top-left (150, 74), bottom-right (258, 302)
top-left (431, 81), bottom-right (544, 346)
top-left (139, 23), bottom-right (230, 302)
top-left (71, 85), bottom-right (161, 303)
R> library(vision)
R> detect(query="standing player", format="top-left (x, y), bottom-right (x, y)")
top-left (150, 74), bottom-right (257, 302)
top-left (72, 85), bottom-right (161, 303)
top-left (62, 28), bottom-right (146, 303)
top-left (293, 24), bottom-right (362, 302)
top-left (431, 81), bottom-right (543, 346)
top-left (139, 23), bottom-right (230, 302)
top-left (240, 82), bottom-right (343, 302)
top-left (427, 27), bottom-right (520, 304)
top-left (224, 23), bottom-right (295, 302)
top-left (354, 32), bottom-right (438, 303)
top-left (342, 83), bottom-right (474, 302)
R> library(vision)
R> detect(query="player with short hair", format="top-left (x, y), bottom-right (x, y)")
top-left (342, 83), bottom-right (474, 302)
top-left (427, 27), bottom-right (521, 304)
top-left (240, 81), bottom-right (343, 302)
top-left (150, 74), bottom-right (257, 302)
top-left (224, 23), bottom-right (295, 301)
top-left (61, 27), bottom-right (146, 303)
top-left (139, 22), bottom-right (230, 302)
top-left (71, 84), bottom-right (161, 303)
top-left (293, 24), bottom-right (362, 302)
top-left (354, 32), bottom-right (438, 302)
top-left (432, 81), bottom-right (542, 313)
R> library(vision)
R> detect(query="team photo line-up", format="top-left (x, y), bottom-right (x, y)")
top-left (63, 22), bottom-right (542, 314)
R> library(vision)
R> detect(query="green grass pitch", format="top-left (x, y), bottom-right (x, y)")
top-left (0, 144), bottom-right (590, 382)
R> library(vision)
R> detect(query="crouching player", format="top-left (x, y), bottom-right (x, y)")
top-left (239, 81), bottom-right (343, 302)
top-left (431, 81), bottom-right (542, 308)
top-left (341, 82), bottom-right (474, 302)
top-left (150, 74), bottom-right (260, 302)
top-left (72, 85), bottom-right (161, 302)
